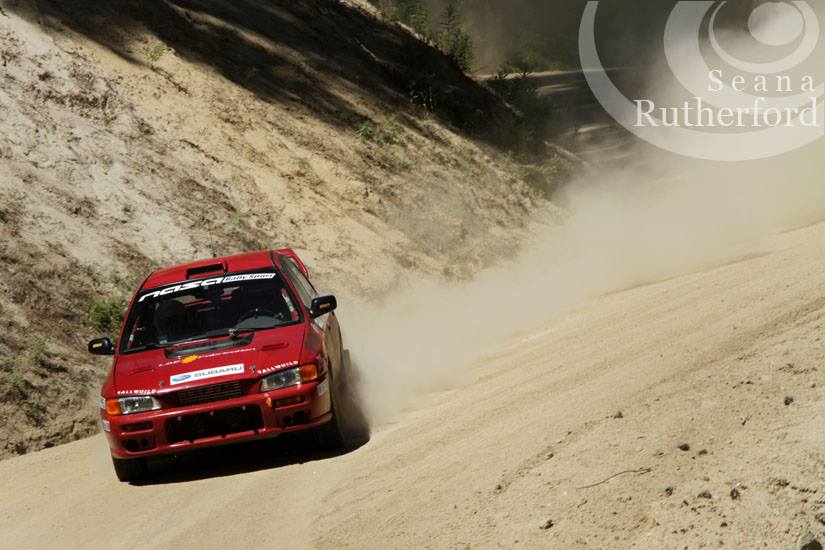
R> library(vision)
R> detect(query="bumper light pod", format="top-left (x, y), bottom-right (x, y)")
top-left (272, 395), bottom-right (307, 408)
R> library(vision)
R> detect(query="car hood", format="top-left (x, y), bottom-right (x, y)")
top-left (112, 323), bottom-right (305, 396)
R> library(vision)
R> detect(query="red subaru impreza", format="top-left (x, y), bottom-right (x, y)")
top-left (88, 249), bottom-right (365, 481)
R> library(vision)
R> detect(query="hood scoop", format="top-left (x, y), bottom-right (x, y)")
top-left (261, 342), bottom-right (289, 352)
top-left (129, 365), bottom-right (155, 375)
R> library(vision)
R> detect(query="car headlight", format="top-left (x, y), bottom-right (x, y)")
top-left (105, 396), bottom-right (162, 416)
top-left (260, 364), bottom-right (320, 392)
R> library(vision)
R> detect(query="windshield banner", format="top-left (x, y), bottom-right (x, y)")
top-left (138, 273), bottom-right (277, 303)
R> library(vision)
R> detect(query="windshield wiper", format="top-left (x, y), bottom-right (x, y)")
top-left (167, 329), bottom-right (242, 347)
top-left (129, 329), bottom-right (259, 354)
top-left (122, 342), bottom-right (163, 354)
top-left (228, 328), bottom-right (257, 339)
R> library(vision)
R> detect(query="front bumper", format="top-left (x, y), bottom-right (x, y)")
top-left (102, 379), bottom-right (332, 459)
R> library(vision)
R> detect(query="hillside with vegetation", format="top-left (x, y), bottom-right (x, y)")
top-left (371, 0), bottom-right (673, 73)
top-left (0, 0), bottom-right (564, 457)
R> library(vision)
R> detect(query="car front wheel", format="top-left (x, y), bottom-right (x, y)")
top-left (111, 456), bottom-right (147, 482)
top-left (314, 350), bottom-right (369, 450)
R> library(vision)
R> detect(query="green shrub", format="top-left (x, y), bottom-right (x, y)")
top-left (0, 355), bottom-right (15, 373)
top-left (521, 155), bottom-right (572, 198)
top-left (357, 116), bottom-right (404, 146)
top-left (4, 371), bottom-right (22, 394)
top-left (244, 67), bottom-right (259, 81)
top-left (408, 83), bottom-right (435, 112)
top-left (144, 43), bottom-right (169, 64)
top-left (2, 357), bottom-right (24, 397)
top-left (386, 152), bottom-right (411, 172)
top-left (375, 0), bottom-right (472, 70)
top-left (89, 297), bottom-right (127, 335)
top-left (499, 29), bottom-right (573, 75)
top-left (357, 120), bottom-right (379, 141)
top-left (26, 339), bottom-right (47, 369)
top-left (493, 69), bottom-right (557, 156)
top-left (373, 0), bottom-right (430, 38)
top-left (233, 211), bottom-right (244, 227)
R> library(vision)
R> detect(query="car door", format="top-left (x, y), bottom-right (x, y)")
top-left (280, 257), bottom-right (343, 378)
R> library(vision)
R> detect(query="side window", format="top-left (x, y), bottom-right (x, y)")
top-left (282, 259), bottom-right (316, 307)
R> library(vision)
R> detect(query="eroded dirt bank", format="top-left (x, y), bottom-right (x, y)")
top-left (0, 1), bottom-right (545, 457)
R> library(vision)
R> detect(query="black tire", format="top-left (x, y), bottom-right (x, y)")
top-left (338, 350), bottom-right (370, 444)
top-left (314, 350), bottom-right (369, 450)
top-left (314, 374), bottom-right (348, 450)
top-left (111, 456), bottom-right (147, 482)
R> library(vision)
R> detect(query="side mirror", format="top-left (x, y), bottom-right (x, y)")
top-left (88, 337), bottom-right (115, 356)
top-left (309, 295), bottom-right (337, 318)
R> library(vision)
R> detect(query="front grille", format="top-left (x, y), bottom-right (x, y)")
top-left (173, 381), bottom-right (244, 407)
top-left (166, 406), bottom-right (263, 444)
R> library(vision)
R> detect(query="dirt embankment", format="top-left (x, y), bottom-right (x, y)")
top-left (0, 1), bottom-right (548, 458)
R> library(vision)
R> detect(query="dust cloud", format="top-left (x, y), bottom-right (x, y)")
top-left (343, 3), bottom-right (825, 425)
top-left (344, 147), bottom-right (824, 423)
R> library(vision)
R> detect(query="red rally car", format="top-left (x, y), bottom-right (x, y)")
top-left (88, 249), bottom-right (365, 482)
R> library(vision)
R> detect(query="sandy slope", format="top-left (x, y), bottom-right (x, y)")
top-left (0, 5), bottom-right (543, 457)
top-left (2, 221), bottom-right (825, 549)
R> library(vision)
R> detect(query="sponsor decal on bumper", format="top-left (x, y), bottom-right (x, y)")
top-left (258, 360), bottom-right (299, 376)
top-left (316, 379), bottom-right (329, 396)
top-left (170, 364), bottom-right (245, 386)
top-left (116, 388), bottom-right (158, 396)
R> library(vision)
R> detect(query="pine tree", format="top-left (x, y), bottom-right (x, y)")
top-left (397, 0), bottom-right (430, 39)
top-left (437, 1), bottom-right (474, 72)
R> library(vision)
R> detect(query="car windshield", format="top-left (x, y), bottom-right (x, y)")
top-left (119, 271), bottom-right (300, 353)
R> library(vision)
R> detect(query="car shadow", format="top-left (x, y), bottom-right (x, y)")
top-left (132, 433), bottom-right (368, 485)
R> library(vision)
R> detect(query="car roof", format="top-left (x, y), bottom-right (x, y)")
top-left (142, 250), bottom-right (277, 290)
